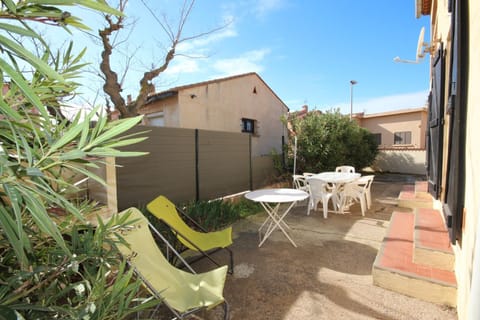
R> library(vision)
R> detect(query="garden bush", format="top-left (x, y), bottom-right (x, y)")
top-left (288, 110), bottom-right (379, 173)
top-left (0, 2), bottom-right (157, 318)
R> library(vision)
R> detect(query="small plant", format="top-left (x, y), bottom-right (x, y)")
top-left (181, 197), bottom-right (263, 231)
top-left (182, 199), bottom-right (239, 231)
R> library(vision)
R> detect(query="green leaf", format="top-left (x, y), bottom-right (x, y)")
top-left (26, 167), bottom-right (44, 177)
top-left (1, 0), bottom-right (17, 13)
top-left (103, 137), bottom-right (148, 148)
top-left (21, 192), bottom-right (70, 255)
top-left (0, 57), bottom-right (49, 119)
top-left (0, 23), bottom-right (39, 38)
top-left (88, 149), bottom-right (148, 158)
top-left (87, 116), bottom-right (143, 148)
top-left (48, 115), bottom-right (84, 154)
top-left (0, 34), bottom-right (63, 82)
top-left (0, 303), bottom-right (18, 319)
top-left (27, 0), bottom-right (124, 16)
top-left (0, 98), bottom-right (22, 121)
top-left (58, 149), bottom-right (86, 161)
top-left (78, 114), bottom-right (91, 148)
top-left (62, 163), bottom-right (106, 186)
top-left (0, 206), bottom-right (29, 269)
top-left (75, 0), bottom-right (124, 16)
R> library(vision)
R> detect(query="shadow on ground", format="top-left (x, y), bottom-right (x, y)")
top-left (193, 174), bottom-right (456, 320)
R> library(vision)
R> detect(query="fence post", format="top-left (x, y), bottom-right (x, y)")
top-left (195, 129), bottom-right (199, 201)
top-left (249, 134), bottom-right (253, 190)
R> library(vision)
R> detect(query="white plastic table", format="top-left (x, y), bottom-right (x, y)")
top-left (308, 172), bottom-right (361, 213)
top-left (245, 188), bottom-right (309, 247)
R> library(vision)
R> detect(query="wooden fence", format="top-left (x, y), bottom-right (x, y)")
top-left (89, 126), bottom-right (281, 211)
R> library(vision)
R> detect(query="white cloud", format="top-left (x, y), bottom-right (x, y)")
top-left (212, 49), bottom-right (271, 76)
top-left (329, 90), bottom-right (429, 115)
top-left (177, 16), bottom-right (237, 54)
top-left (164, 56), bottom-right (201, 75)
top-left (253, 0), bottom-right (288, 17)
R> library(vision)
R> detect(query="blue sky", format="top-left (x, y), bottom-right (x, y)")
top-left (69, 0), bottom-right (432, 114)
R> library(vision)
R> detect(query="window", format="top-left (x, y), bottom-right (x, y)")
top-left (147, 111), bottom-right (164, 127)
top-left (372, 133), bottom-right (382, 146)
top-left (241, 118), bottom-right (255, 134)
top-left (394, 131), bottom-right (412, 145)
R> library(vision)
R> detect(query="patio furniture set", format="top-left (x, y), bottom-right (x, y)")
top-left (245, 165), bottom-right (374, 248)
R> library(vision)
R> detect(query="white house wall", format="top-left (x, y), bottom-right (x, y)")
top-left (176, 74), bottom-right (288, 157)
top-left (455, 1), bottom-right (480, 318)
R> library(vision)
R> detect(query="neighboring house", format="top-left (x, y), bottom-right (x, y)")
top-left (418, 1), bottom-right (478, 318)
top-left (354, 107), bottom-right (428, 175)
top-left (354, 107), bottom-right (427, 150)
top-left (139, 72), bottom-right (289, 157)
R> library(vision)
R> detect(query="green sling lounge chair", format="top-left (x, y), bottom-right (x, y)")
top-left (147, 195), bottom-right (234, 274)
top-left (115, 207), bottom-right (229, 320)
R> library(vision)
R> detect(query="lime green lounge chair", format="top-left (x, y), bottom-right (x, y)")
top-left (147, 195), bottom-right (234, 274)
top-left (115, 207), bottom-right (229, 320)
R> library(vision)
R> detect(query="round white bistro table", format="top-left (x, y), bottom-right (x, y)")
top-left (245, 188), bottom-right (309, 247)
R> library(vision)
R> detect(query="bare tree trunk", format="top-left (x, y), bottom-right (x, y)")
top-left (99, 14), bottom-right (130, 117)
top-left (98, 0), bottom-right (223, 119)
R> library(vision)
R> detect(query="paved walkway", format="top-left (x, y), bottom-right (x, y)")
top-left (201, 174), bottom-right (457, 319)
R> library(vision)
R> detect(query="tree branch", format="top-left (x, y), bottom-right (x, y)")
top-left (98, 14), bottom-right (129, 116)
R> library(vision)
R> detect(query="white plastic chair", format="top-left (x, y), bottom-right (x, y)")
top-left (354, 175), bottom-right (375, 209)
top-left (292, 174), bottom-right (308, 192)
top-left (306, 178), bottom-right (336, 218)
top-left (340, 179), bottom-right (369, 216)
top-left (293, 174), bottom-right (310, 210)
top-left (335, 165), bottom-right (355, 173)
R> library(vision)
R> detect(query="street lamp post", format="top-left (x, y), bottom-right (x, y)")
top-left (350, 80), bottom-right (358, 120)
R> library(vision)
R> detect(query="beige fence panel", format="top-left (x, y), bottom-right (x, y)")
top-left (197, 130), bottom-right (250, 200)
top-left (116, 126), bottom-right (196, 209)
top-left (252, 155), bottom-right (277, 189)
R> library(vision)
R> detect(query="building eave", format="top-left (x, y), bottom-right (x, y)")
top-left (355, 107), bottom-right (428, 119)
top-left (416, 0), bottom-right (432, 18)
top-left (144, 72), bottom-right (289, 112)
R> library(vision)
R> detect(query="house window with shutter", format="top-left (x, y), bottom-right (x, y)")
top-left (241, 118), bottom-right (255, 134)
top-left (394, 131), bottom-right (412, 145)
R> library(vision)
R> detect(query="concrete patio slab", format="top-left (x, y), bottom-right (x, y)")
top-left (195, 174), bottom-right (457, 319)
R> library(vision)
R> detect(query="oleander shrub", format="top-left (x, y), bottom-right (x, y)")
top-left (0, 2), bottom-right (157, 318)
top-left (288, 110), bottom-right (379, 173)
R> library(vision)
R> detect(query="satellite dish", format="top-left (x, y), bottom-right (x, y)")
top-left (416, 27), bottom-right (426, 59)
top-left (393, 27), bottom-right (430, 64)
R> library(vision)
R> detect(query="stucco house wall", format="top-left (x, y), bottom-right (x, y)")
top-left (422, 0), bottom-right (480, 318)
top-left (446, 1), bottom-right (480, 318)
top-left (355, 108), bottom-right (427, 149)
top-left (139, 73), bottom-right (288, 157)
top-left (355, 108), bottom-right (427, 175)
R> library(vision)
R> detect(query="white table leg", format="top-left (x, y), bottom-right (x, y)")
top-left (258, 201), bottom-right (298, 248)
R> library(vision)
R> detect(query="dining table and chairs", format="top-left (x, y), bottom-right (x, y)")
top-left (306, 171), bottom-right (361, 216)
top-left (245, 166), bottom-right (373, 247)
